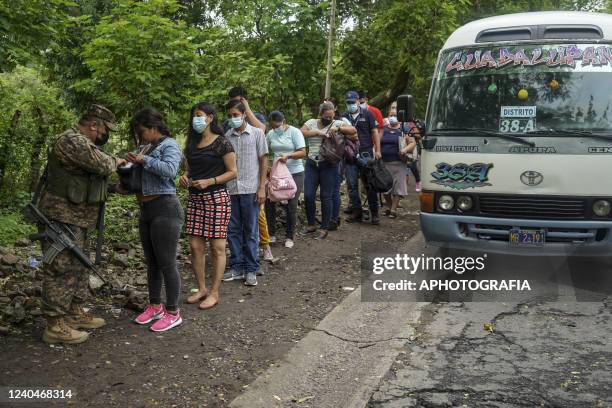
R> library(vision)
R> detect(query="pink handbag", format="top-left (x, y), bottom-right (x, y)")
top-left (267, 158), bottom-right (297, 203)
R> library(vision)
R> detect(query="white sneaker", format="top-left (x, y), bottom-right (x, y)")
top-left (269, 235), bottom-right (277, 244)
top-left (285, 239), bottom-right (294, 248)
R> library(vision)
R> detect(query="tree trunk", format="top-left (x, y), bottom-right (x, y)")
top-left (29, 106), bottom-right (49, 193)
top-left (0, 109), bottom-right (21, 187)
top-left (370, 69), bottom-right (411, 110)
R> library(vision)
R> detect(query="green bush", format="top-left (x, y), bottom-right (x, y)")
top-left (0, 211), bottom-right (37, 247)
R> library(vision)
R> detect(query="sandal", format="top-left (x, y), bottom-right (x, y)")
top-left (315, 230), bottom-right (328, 240)
top-left (389, 212), bottom-right (397, 219)
top-left (186, 288), bottom-right (209, 304)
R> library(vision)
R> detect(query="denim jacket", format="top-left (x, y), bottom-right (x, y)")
top-left (141, 137), bottom-right (182, 196)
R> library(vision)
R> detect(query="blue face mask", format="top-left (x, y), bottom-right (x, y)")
top-left (347, 103), bottom-right (358, 114)
top-left (230, 116), bottom-right (244, 129)
top-left (192, 116), bottom-right (207, 133)
top-left (273, 126), bottom-right (284, 136)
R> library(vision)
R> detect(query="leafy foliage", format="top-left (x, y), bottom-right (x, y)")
top-left (0, 0), bottom-right (74, 70)
top-left (0, 212), bottom-right (37, 247)
top-left (74, 0), bottom-right (202, 118)
top-left (0, 66), bottom-right (75, 202)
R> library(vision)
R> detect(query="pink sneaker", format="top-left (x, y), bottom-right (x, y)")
top-left (134, 304), bottom-right (164, 325)
top-left (150, 310), bottom-right (182, 332)
top-left (415, 181), bottom-right (422, 192)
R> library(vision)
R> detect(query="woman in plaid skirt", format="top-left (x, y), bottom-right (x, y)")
top-left (179, 102), bottom-right (237, 310)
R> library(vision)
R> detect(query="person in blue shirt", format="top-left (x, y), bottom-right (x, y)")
top-left (265, 111), bottom-right (306, 248)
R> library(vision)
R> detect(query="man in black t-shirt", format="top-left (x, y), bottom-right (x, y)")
top-left (342, 91), bottom-right (382, 225)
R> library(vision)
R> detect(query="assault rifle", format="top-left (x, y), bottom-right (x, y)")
top-left (27, 203), bottom-right (108, 287)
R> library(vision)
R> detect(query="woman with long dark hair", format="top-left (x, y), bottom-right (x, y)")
top-left (180, 102), bottom-right (237, 310)
top-left (126, 107), bottom-right (184, 332)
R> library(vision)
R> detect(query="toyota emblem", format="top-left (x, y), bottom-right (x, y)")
top-left (520, 171), bottom-right (543, 186)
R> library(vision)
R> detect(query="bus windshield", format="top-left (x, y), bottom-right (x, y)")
top-left (428, 44), bottom-right (612, 134)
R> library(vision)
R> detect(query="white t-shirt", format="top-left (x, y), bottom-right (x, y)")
top-left (303, 119), bottom-right (347, 161)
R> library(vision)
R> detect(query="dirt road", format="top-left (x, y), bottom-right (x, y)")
top-left (0, 192), bottom-right (421, 408)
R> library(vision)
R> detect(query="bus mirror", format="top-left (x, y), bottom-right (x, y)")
top-left (422, 137), bottom-right (437, 150)
top-left (396, 95), bottom-right (414, 122)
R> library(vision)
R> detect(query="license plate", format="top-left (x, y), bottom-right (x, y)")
top-left (509, 228), bottom-right (545, 246)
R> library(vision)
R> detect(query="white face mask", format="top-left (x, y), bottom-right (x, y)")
top-left (192, 116), bottom-right (208, 133)
top-left (230, 116), bottom-right (244, 129)
top-left (388, 116), bottom-right (399, 125)
top-left (359, 102), bottom-right (368, 109)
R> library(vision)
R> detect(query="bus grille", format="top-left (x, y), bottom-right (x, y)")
top-left (479, 196), bottom-right (586, 219)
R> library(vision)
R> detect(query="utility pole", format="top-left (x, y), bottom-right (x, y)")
top-left (324, 0), bottom-right (337, 99)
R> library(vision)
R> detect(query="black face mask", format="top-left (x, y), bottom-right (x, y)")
top-left (95, 130), bottom-right (110, 146)
top-left (321, 118), bottom-right (333, 127)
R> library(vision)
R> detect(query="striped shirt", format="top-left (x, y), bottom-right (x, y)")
top-left (225, 123), bottom-right (268, 195)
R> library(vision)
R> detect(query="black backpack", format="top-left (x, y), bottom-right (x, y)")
top-left (363, 159), bottom-right (393, 193)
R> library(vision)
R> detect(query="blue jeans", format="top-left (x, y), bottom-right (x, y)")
top-left (345, 163), bottom-right (360, 211)
top-left (345, 158), bottom-right (379, 213)
top-left (304, 159), bottom-right (338, 230)
top-left (332, 163), bottom-right (342, 222)
top-left (228, 194), bottom-right (260, 274)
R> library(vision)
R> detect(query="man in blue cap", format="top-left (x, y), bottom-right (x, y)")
top-left (341, 90), bottom-right (381, 225)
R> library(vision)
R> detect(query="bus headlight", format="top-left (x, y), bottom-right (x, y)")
top-left (457, 196), bottom-right (473, 211)
top-left (438, 195), bottom-right (455, 211)
top-left (593, 200), bottom-right (611, 217)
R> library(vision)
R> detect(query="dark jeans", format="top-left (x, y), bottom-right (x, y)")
top-left (304, 158), bottom-right (338, 230)
top-left (408, 161), bottom-right (421, 182)
top-left (228, 193), bottom-right (260, 273)
top-left (332, 163), bottom-right (342, 222)
top-left (345, 154), bottom-right (379, 213)
top-left (265, 171), bottom-right (304, 239)
top-left (139, 195), bottom-right (184, 312)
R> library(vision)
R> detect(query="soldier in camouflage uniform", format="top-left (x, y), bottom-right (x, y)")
top-left (38, 104), bottom-right (126, 344)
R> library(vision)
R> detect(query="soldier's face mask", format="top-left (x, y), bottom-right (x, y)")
top-left (95, 125), bottom-right (110, 146)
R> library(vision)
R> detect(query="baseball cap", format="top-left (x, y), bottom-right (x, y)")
top-left (346, 91), bottom-right (359, 103)
top-left (86, 104), bottom-right (118, 131)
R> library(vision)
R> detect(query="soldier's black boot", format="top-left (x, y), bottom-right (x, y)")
top-left (43, 316), bottom-right (89, 344)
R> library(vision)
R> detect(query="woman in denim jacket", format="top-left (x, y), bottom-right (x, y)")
top-left (124, 108), bottom-right (185, 332)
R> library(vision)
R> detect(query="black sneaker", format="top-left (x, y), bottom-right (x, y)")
top-left (371, 213), bottom-right (380, 225)
top-left (329, 220), bottom-right (339, 231)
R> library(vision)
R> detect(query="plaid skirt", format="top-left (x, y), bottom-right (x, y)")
top-left (185, 188), bottom-right (232, 239)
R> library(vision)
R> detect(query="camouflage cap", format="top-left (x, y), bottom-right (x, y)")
top-left (86, 104), bottom-right (118, 131)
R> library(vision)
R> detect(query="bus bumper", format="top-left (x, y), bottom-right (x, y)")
top-left (420, 213), bottom-right (612, 256)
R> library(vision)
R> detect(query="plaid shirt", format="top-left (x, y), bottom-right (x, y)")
top-left (225, 123), bottom-right (268, 195)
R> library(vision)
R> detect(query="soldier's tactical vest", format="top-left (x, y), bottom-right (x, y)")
top-left (45, 148), bottom-right (108, 205)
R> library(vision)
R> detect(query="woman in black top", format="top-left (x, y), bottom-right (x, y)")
top-left (179, 102), bottom-right (237, 310)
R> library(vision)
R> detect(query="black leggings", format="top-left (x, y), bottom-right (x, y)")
top-left (139, 195), bottom-right (184, 311)
top-left (408, 161), bottom-right (421, 183)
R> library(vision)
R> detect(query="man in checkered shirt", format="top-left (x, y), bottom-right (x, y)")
top-left (222, 99), bottom-right (269, 286)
